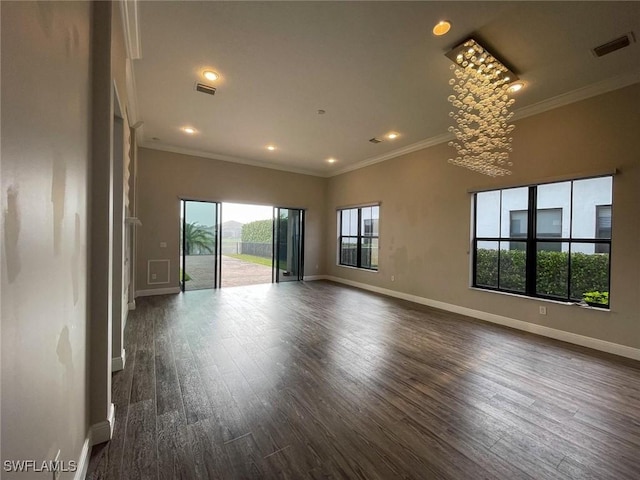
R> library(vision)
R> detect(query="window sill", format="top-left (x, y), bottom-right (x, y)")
top-left (337, 264), bottom-right (378, 273)
top-left (469, 287), bottom-right (611, 312)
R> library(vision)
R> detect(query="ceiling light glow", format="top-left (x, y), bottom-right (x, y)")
top-left (386, 132), bottom-right (400, 140)
top-left (203, 70), bottom-right (219, 81)
top-left (266, 145), bottom-right (276, 151)
top-left (182, 127), bottom-right (196, 134)
top-left (432, 21), bottom-right (451, 36)
top-left (508, 81), bottom-right (525, 93)
top-left (327, 158), bottom-right (336, 163)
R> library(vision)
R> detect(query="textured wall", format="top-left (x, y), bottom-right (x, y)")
top-left (1, 1), bottom-right (92, 477)
top-left (136, 148), bottom-right (327, 293)
top-left (325, 84), bottom-right (640, 349)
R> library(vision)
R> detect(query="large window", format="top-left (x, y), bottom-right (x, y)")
top-left (338, 205), bottom-right (379, 270)
top-left (473, 176), bottom-right (612, 307)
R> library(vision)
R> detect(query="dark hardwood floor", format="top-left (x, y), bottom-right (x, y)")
top-left (87, 280), bottom-right (640, 479)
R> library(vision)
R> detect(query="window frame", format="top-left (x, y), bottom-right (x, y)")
top-left (338, 205), bottom-right (379, 271)
top-left (472, 176), bottom-right (613, 307)
top-left (595, 204), bottom-right (612, 254)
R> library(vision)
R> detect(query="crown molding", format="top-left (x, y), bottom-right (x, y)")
top-left (512, 69), bottom-right (640, 122)
top-left (140, 142), bottom-right (325, 177)
top-left (330, 132), bottom-right (454, 177)
top-left (328, 70), bottom-right (640, 178)
top-left (120, 0), bottom-right (141, 60)
top-left (138, 72), bottom-right (640, 180)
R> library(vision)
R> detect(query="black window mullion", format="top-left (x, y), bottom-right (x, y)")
top-left (526, 186), bottom-right (537, 296)
top-left (472, 195), bottom-right (478, 286)
top-left (497, 191), bottom-right (503, 289)
top-left (338, 211), bottom-right (343, 264)
top-left (567, 181), bottom-right (574, 302)
top-left (356, 208), bottom-right (362, 268)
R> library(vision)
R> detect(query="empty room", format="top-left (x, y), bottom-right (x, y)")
top-left (1, 1), bottom-right (640, 480)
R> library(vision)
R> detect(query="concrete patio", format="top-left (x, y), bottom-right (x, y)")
top-left (183, 254), bottom-right (272, 290)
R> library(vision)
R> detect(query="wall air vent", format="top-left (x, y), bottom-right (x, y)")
top-left (592, 32), bottom-right (635, 57)
top-left (195, 83), bottom-right (216, 96)
top-left (369, 137), bottom-right (383, 144)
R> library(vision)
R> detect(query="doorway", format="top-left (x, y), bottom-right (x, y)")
top-left (180, 200), bottom-right (305, 290)
top-left (180, 200), bottom-right (221, 291)
top-left (273, 208), bottom-right (305, 282)
top-left (221, 202), bottom-right (274, 288)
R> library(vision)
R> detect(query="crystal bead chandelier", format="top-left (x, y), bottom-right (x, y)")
top-left (445, 39), bottom-right (517, 176)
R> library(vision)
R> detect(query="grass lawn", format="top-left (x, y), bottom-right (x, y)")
top-left (226, 253), bottom-right (272, 267)
top-left (179, 268), bottom-right (191, 281)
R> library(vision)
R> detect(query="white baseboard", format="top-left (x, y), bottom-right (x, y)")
top-left (74, 436), bottom-right (91, 480)
top-left (90, 403), bottom-right (115, 446)
top-left (323, 275), bottom-right (640, 361)
top-left (303, 275), bottom-right (326, 281)
top-left (128, 300), bottom-right (136, 310)
top-left (135, 286), bottom-right (180, 297)
top-left (112, 350), bottom-right (126, 372)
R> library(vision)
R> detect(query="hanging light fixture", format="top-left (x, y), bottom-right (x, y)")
top-left (445, 39), bottom-right (518, 176)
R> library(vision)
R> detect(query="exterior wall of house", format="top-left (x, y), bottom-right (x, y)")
top-left (477, 176), bottom-right (613, 253)
top-left (325, 83), bottom-right (640, 350)
top-left (135, 148), bottom-right (327, 294)
top-left (1, 2), bottom-right (93, 478)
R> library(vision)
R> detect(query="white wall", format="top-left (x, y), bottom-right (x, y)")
top-left (1, 2), bottom-right (92, 478)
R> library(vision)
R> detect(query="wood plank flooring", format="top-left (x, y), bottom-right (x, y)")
top-left (87, 281), bottom-right (640, 479)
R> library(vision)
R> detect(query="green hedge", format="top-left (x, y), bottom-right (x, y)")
top-left (241, 219), bottom-right (273, 243)
top-left (476, 248), bottom-right (609, 300)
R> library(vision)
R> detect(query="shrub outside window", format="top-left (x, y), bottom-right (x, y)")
top-left (473, 176), bottom-right (612, 307)
top-left (338, 205), bottom-right (379, 271)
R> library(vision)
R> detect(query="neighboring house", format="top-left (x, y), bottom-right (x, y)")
top-left (477, 176), bottom-right (612, 254)
top-left (221, 220), bottom-right (243, 239)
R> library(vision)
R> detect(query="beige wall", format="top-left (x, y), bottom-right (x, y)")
top-left (136, 148), bottom-right (327, 292)
top-left (325, 84), bottom-right (640, 350)
top-left (1, 1), bottom-right (92, 478)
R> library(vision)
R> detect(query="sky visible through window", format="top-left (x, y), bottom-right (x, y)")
top-left (183, 201), bottom-right (273, 227)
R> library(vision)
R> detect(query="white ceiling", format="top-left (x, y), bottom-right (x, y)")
top-left (132, 1), bottom-right (640, 176)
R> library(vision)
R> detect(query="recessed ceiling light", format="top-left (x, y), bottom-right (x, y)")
top-left (182, 127), bottom-right (196, 135)
top-left (327, 158), bottom-right (336, 164)
top-left (508, 81), bottom-right (525, 93)
top-left (203, 70), bottom-right (219, 81)
top-left (433, 20), bottom-right (451, 36)
top-left (266, 144), bottom-right (276, 151)
top-left (386, 132), bottom-right (400, 140)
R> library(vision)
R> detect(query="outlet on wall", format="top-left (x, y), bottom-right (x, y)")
top-left (160, 242), bottom-right (167, 248)
top-left (151, 273), bottom-right (157, 280)
top-left (391, 275), bottom-right (395, 282)
top-left (539, 306), bottom-right (547, 315)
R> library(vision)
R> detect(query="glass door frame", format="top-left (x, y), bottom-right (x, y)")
top-left (272, 207), bottom-right (305, 283)
top-left (180, 199), bottom-right (222, 291)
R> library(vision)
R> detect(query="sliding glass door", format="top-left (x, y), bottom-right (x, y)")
top-left (180, 200), bottom-right (221, 291)
top-left (273, 208), bottom-right (305, 282)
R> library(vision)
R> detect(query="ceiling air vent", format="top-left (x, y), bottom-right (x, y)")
top-left (592, 32), bottom-right (635, 57)
top-left (195, 83), bottom-right (216, 96)
top-left (369, 137), bottom-right (383, 144)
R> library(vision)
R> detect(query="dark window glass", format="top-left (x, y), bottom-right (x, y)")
top-left (595, 205), bottom-right (612, 253)
top-left (338, 206), bottom-right (379, 271)
top-left (473, 177), bottom-right (612, 307)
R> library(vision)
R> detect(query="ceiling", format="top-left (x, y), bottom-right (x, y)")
top-left (132, 1), bottom-right (640, 176)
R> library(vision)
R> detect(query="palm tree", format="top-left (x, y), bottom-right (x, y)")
top-left (183, 222), bottom-right (214, 255)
